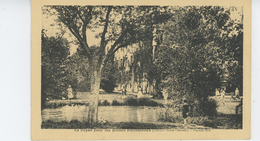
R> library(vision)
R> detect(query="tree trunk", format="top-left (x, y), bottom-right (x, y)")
top-left (87, 62), bottom-right (101, 124)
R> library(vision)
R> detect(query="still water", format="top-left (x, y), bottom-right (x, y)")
top-left (42, 105), bottom-right (162, 123)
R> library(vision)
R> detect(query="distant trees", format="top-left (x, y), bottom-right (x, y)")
top-left (101, 59), bottom-right (120, 93)
top-left (65, 52), bottom-right (87, 92)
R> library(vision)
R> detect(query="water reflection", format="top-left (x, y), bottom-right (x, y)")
top-left (42, 105), bottom-right (161, 123)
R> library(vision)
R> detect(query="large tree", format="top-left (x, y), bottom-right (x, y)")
top-left (155, 6), bottom-right (243, 116)
top-left (45, 6), bottom-right (171, 123)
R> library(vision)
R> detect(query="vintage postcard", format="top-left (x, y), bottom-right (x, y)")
top-left (31, 0), bottom-right (251, 140)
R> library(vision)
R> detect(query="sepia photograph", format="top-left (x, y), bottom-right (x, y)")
top-left (31, 0), bottom-right (251, 140)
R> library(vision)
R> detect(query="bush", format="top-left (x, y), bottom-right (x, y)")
top-left (200, 98), bottom-right (218, 117)
top-left (99, 100), bottom-right (111, 106)
top-left (138, 98), bottom-right (162, 107)
top-left (111, 99), bottom-right (123, 106)
top-left (45, 101), bottom-right (88, 109)
top-left (158, 96), bottom-right (218, 123)
top-left (100, 79), bottom-right (117, 93)
top-left (123, 97), bottom-right (163, 107)
top-left (151, 91), bottom-right (163, 99)
top-left (158, 107), bottom-right (183, 123)
top-left (188, 98), bottom-right (218, 117)
top-left (124, 97), bottom-right (138, 106)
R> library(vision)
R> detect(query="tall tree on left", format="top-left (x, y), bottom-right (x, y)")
top-left (41, 29), bottom-right (70, 109)
top-left (45, 6), bottom-right (170, 124)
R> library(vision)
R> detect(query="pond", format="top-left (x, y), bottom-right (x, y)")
top-left (42, 105), bottom-right (166, 123)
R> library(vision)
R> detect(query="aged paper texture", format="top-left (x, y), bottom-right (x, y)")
top-left (31, 0), bottom-right (251, 140)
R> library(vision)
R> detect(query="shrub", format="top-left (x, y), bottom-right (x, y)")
top-left (45, 101), bottom-right (88, 109)
top-left (151, 91), bottom-right (163, 99)
top-left (111, 99), bottom-right (123, 106)
top-left (138, 98), bottom-right (162, 107)
top-left (124, 97), bottom-right (138, 106)
top-left (188, 98), bottom-right (218, 117)
top-left (99, 100), bottom-right (111, 106)
top-left (100, 79), bottom-right (117, 93)
top-left (158, 107), bottom-right (183, 123)
top-left (200, 98), bottom-right (218, 117)
top-left (123, 97), bottom-right (162, 107)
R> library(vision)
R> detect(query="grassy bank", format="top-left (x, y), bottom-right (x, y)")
top-left (41, 120), bottom-right (180, 129)
top-left (158, 110), bottom-right (242, 129)
top-left (200, 114), bottom-right (242, 129)
top-left (157, 100), bottom-right (242, 129)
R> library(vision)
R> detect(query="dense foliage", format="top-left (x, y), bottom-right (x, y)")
top-left (101, 59), bottom-right (120, 93)
top-left (155, 6), bottom-right (243, 115)
top-left (41, 30), bottom-right (70, 108)
top-left (65, 52), bottom-right (89, 92)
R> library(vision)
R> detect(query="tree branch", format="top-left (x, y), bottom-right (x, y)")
top-left (75, 8), bottom-right (87, 42)
top-left (76, 7), bottom-right (85, 24)
top-left (84, 6), bottom-right (93, 23)
top-left (112, 41), bottom-right (132, 54)
top-left (66, 24), bottom-right (92, 60)
top-left (98, 6), bottom-right (112, 65)
top-left (82, 6), bottom-right (93, 43)
top-left (58, 6), bottom-right (93, 60)
top-left (100, 7), bottom-right (112, 48)
top-left (104, 29), bottom-right (131, 63)
top-left (108, 28), bottom-right (129, 54)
